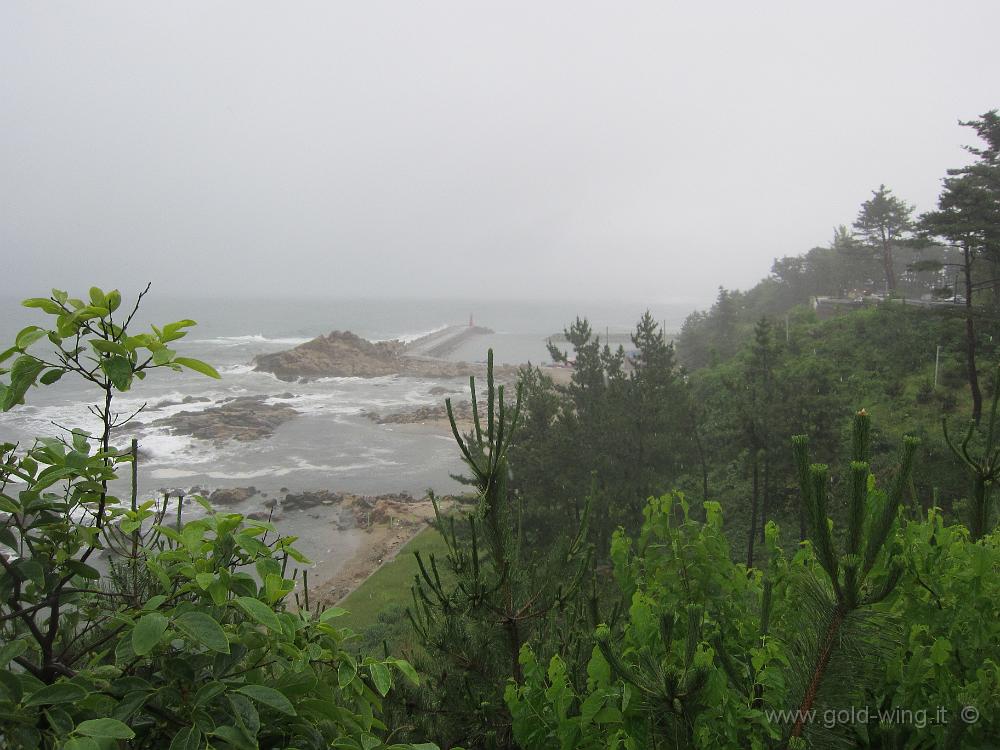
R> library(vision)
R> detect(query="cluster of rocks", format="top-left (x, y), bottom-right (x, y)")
top-left (282, 489), bottom-right (346, 511)
top-left (153, 395), bottom-right (299, 442)
top-left (202, 486), bottom-right (436, 530)
top-left (252, 329), bottom-right (519, 382)
top-left (208, 486), bottom-right (258, 505)
top-left (363, 399), bottom-right (482, 425)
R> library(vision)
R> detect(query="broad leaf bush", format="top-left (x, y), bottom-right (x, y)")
top-left (0, 287), bottom-right (433, 749)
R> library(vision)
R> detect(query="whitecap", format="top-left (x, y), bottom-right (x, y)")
top-left (138, 430), bottom-right (225, 467)
top-left (150, 468), bottom-right (199, 479)
top-left (193, 334), bottom-right (313, 347)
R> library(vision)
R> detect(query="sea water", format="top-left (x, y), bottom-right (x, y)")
top-left (0, 295), bottom-right (693, 572)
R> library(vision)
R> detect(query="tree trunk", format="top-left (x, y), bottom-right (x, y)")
top-left (759, 450), bottom-right (770, 546)
top-left (746, 453), bottom-right (759, 568)
top-left (992, 256), bottom-right (1000, 309)
top-left (881, 233), bottom-right (896, 293)
top-left (971, 475), bottom-right (991, 542)
top-left (963, 244), bottom-right (983, 423)
top-left (691, 415), bottom-right (710, 501)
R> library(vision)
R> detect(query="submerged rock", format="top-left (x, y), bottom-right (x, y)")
top-left (209, 486), bottom-right (257, 506)
top-left (283, 489), bottom-right (345, 511)
top-left (153, 395), bottom-right (298, 442)
top-left (364, 400), bottom-right (481, 424)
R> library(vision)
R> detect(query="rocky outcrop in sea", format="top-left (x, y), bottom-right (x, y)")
top-left (153, 395), bottom-right (299, 442)
top-left (252, 329), bottom-right (518, 381)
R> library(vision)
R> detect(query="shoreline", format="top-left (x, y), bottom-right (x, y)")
top-left (309, 507), bottom-right (437, 608)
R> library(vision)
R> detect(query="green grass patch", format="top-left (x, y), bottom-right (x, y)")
top-left (338, 525), bottom-right (452, 631)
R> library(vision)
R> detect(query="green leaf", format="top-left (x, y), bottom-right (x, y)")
top-left (0, 640), bottom-right (27, 667)
top-left (228, 692), bottom-right (260, 734)
top-left (15, 326), bottom-right (47, 351)
top-left (167, 726), bottom-right (202, 750)
top-left (65, 560), bottom-right (101, 580)
top-left (163, 319), bottom-right (197, 336)
top-left (152, 347), bottom-right (175, 366)
top-left (173, 357), bottom-right (221, 379)
top-left (193, 681), bottom-right (228, 707)
top-left (175, 611), bottom-right (230, 654)
top-left (3, 356), bottom-right (46, 410)
top-left (23, 682), bottom-right (88, 706)
top-left (22, 297), bottom-right (62, 314)
top-left (100, 356), bottom-right (133, 391)
top-left (235, 685), bottom-right (296, 716)
top-left (930, 637), bottom-right (952, 665)
top-left (319, 607), bottom-right (348, 622)
top-left (235, 596), bottom-right (282, 631)
top-left (39, 369), bottom-right (64, 385)
top-left (74, 718), bottom-right (135, 739)
top-left (369, 662), bottom-right (392, 697)
top-left (90, 339), bottom-right (129, 357)
top-left (210, 725), bottom-right (256, 750)
top-left (63, 738), bottom-right (100, 750)
top-left (111, 690), bottom-right (150, 721)
top-left (88, 287), bottom-right (106, 307)
top-left (593, 705), bottom-right (623, 723)
top-left (44, 705), bottom-right (74, 735)
top-left (106, 290), bottom-right (122, 313)
top-left (391, 659), bottom-right (420, 687)
top-left (338, 659), bottom-right (357, 688)
top-left (132, 612), bottom-right (169, 656)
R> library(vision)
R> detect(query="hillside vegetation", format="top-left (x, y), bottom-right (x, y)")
top-left (2, 111), bottom-right (1000, 749)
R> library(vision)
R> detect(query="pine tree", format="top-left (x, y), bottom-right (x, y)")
top-left (943, 364), bottom-right (1000, 541)
top-left (786, 410), bottom-right (918, 747)
top-left (853, 185), bottom-right (915, 294)
top-left (406, 351), bottom-right (592, 748)
top-left (921, 110), bottom-right (1000, 423)
top-left (626, 311), bottom-right (684, 512)
top-left (746, 316), bottom-right (777, 566)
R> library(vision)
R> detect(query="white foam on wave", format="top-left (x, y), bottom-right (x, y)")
top-left (194, 334), bottom-right (313, 347)
top-left (199, 455), bottom-right (399, 480)
top-left (219, 363), bottom-right (256, 376)
top-left (124, 392), bottom-right (228, 421)
top-left (264, 392), bottom-right (362, 417)
top-left (309, 374), bottom-right (398, 385)
top-left (150, 468), bottom-right (200, 479)
top-left (6, 402), bottom-right (104, 438)
top-left (138, 430), bottom-right (226, 468)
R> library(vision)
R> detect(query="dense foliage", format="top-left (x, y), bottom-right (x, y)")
top-left (4, 109), bottom-right (1000, 750)
top-left (507, 499), bottom-right (1000, 749)
top-left (0, 288), bottom-right (431, 749)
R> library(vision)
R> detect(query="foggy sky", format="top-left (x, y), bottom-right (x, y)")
top-left (1, 1), bottom-right (998, 307)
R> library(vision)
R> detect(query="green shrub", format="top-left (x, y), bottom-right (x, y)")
top-left (0, 287), bottom-right (431, 749)
top-left (505, 413), bottom-right (999, 749)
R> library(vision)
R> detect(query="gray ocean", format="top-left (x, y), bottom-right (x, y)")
top-left (0, 295), bottom-right (693, 571)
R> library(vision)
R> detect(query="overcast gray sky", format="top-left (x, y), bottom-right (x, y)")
top-left (1, 1), bottom-right (997, 305)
